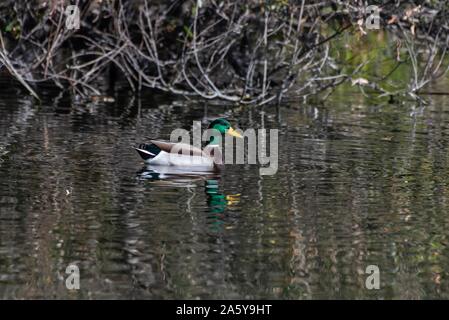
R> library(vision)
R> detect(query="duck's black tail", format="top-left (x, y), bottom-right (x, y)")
top-left (134, 143), bottom-right (161, 161)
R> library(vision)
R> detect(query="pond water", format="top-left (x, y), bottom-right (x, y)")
top-left (1, 76), bottom-right (449, 299)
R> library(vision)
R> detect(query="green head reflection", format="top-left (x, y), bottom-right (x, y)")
top-left (205, 179), bottom-right (240, 233)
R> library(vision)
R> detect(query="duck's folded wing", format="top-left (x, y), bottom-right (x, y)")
top-left (150, 140), bottom-right (208, 158)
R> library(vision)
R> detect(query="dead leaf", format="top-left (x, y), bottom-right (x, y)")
top-left (434, 274), bottom-right (441, 285)
top-left (357, 19), bottom-right (367, 36)
top-left (351, 78), bottom-right (369, 86)
top-left (387, 15), bottom-right (398, 24)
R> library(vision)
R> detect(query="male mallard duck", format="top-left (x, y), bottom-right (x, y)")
top-left (134, 118), bottom-right (242, 171)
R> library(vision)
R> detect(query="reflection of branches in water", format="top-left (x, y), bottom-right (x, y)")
top-left (0, 98), bottom-right (36, 164)
top-left (1, 1), bottom-right (447, 104)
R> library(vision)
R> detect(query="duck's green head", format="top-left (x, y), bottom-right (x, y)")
top-left (208, 118), bottom-right (243, 138)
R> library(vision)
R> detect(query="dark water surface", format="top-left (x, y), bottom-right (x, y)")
top-left (1, 78), bottom-right (449, 299)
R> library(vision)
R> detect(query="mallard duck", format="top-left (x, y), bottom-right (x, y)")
top-left (134, 118), bottom-right (242, 171)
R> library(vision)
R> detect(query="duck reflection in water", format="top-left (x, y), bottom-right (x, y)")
top-left (137, 166), bottom-right (240, 233)
top-left (204, 179), bottom-right (240, 233)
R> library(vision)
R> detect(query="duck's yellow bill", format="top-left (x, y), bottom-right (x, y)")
top-left (226, 194), bottom-right (241, 205)
top-left (227, 127), bottom-right (243, 138)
